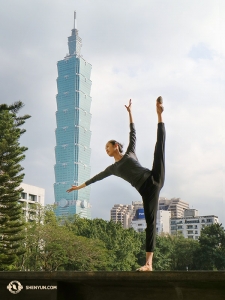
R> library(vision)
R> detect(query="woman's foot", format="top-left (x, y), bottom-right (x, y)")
top-left (136, 264), bottom-right (152, 272)
top-left (157, 96), bottom-right (163, 104)
top-left (156, 96), bottom-right (164, 114)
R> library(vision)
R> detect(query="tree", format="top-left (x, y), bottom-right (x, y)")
top-left (63, 215), bottom-right (141, 270)
top-left (0, 101), bottom-right (30, 270)
top-left (153, 234), bottom-right (174, 270)
top-left (170, 235), bottom-right (199, 270)
top-left (195, 223), bottom-right (225, 270)
top-left (16, 207), bottom-right (111, 271)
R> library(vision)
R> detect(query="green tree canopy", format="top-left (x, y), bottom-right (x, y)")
top-left (63, 215), bottom-right (141, 270)
top-left (195, 223), bottom-right (225, 270)
top-left (17, 208), bottom-right (111, 271)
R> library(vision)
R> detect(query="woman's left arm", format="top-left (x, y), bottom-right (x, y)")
top-left (125, 99), bottom-right (136, 153)
top-left (125, 99), bottom-right (133, 124)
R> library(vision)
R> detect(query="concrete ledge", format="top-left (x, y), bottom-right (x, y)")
top-left (0, 271), bottom-right (225, 300)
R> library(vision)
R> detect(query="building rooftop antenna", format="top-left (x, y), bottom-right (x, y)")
top-left (74, 11), bottom-right (76, 29)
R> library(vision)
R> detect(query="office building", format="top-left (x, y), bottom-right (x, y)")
top-left (54, 13), bottom-right (92, 218)
top-left (170, 209), bottom-right (219, 239)
top-left (131, 209), bottom-right (171, 234)
top-left (110, 204), bottom-right (134, 229)
top-left (19, 183), bottom-right (45, 222)
top-left (156, 210), bottom-right (171, 234)
top-left (159, 197), bottom-right (189, 218)
top-left (111, 201), bottom-right (171, 234)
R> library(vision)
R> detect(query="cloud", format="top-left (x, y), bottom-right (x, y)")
top-left (188, 43), bottom-right (214, 60)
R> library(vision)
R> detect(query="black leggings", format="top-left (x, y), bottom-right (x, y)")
top-left (138, 123), bottom-right (165, 252)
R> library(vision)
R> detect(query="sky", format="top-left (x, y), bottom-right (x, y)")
top-left (0, 0), bottom-right (225, 224)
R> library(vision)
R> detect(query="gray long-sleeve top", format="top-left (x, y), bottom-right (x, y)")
top-left (85, 123), bottom-right (151, 191)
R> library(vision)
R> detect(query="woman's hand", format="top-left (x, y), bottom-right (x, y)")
top-left (66, 183), bottom-right (86, 193)
top-left (66, 185), bottom-right (78, 193)
top-left (125, 99), bottom-right (132, 113)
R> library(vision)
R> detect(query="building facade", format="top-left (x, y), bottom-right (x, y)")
top-left (156, 210), bottom-right (171, 234)
top-left (19, 183), bottom-right (45, 222)
top-left (159, 197), bottom-right (189, 218)
top-left (111, 201), bottom-right (171, 234)
top-left (131, 209), bottom-right (171, 234)
top-left (170, 209), bottom-right (219, 239)
top-left (54, 13), bottom-right (92, 218)
top-left (110, 204), bottom-right (134, 229)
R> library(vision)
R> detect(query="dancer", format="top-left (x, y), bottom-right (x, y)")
top-left (67, 97), bottom-right (165, 271)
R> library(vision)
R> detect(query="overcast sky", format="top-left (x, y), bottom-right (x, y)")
top-left (1, 0), bottom-right (225, 224)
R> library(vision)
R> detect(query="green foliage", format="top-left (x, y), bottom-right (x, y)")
top-left (63, 215), bottom-right (141, 270)
top-left (194, 223), bottom-right (225, 270)
top-left (169, 235), bottom-right (199, 270)
top-left (16, 207), bottom-right (111, 271)
top-left (14, 207), bottom-right (225, 271)
top-left (0, 102), bottom-right (30, 270)
top-left (153, 234), bottom-right (174, 270)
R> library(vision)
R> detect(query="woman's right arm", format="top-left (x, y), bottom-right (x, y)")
top-left (66, 166), bottom-right (113, 193)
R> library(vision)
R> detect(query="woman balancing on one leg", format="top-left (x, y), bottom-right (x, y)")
top-left (67, 97), bottom-right (165, 271)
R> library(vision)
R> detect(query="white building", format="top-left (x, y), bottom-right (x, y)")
top-left (19, 183), bottom-right (45, 221)
top-left (131, 210), bottom-right (171, 234)
top-left (156, 210), bottom-right (171, 234)
top-left (111, 201), bottom-right (146, 229)
top-left (111, 201), bottom-right (171, 234)
top-left (170, 209), bottom-right (219, 239)
top-left (130, 218), bottom-right (146, 232)
top-left (110, 204), bottom-right (134, 228)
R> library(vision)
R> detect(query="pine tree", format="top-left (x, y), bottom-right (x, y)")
top-left (0, 101), bottom-right (30, 270)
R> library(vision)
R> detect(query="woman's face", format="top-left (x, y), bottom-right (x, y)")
top-left (105, 142), bottom-right (116, 157)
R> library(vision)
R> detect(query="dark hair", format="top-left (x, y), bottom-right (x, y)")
top-left (108, 140), bottom-right (123, 153)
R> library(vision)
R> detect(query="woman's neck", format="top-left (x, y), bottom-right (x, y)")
top-left (114, 153), bottom-right (123, 162)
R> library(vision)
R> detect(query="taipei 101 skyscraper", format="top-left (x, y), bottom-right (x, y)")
top-left (54, 12), bottom-right (92, 218)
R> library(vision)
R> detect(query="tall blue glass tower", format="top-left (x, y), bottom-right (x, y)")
top-left (54, 13), bottom-right (92, 218)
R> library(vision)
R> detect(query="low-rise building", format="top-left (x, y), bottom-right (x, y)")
top-left (131, 209), bottom-right (171, 234)
top-left (19, 183), bottom-right (45, 222)
top-left (130, 208), bottom-right (146, 232)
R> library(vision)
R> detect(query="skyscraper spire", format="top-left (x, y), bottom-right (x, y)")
top-left (74, 11), bottom-right (77, 29)
top-left (68, 11), bottom-right (82, 55)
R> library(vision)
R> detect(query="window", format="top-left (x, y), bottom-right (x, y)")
top-left (29, 194), bottom-right (36, 201)
top-left (21, 192), bottom-right (27, 199)
top-left (187, 230), bottom-right (193, 234)
top-left (187, 225), bottom-right (193, 229)
top-left (206, 219), bottom-right (212, 223)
